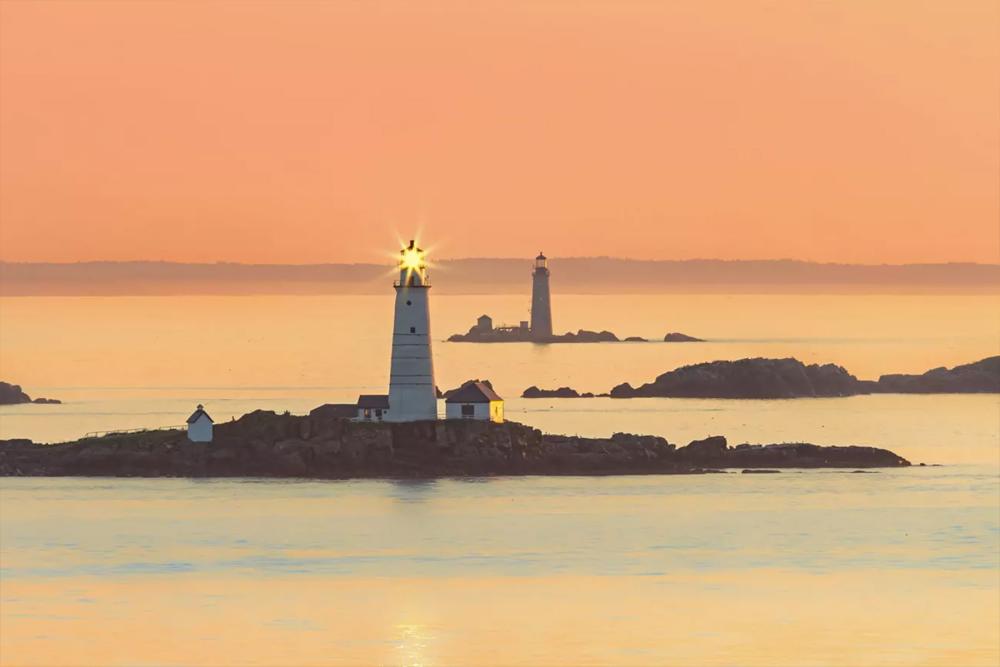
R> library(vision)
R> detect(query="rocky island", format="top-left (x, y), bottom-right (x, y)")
top-left (519, 356), bottom-right (1000, 400)
top-left (609, 356), bottom-right (999, 398)
top-left (0, 381), bottom-right (61, 405)
top-left (448, 324), bottom-right (624, 343)
top-left (447, 318), bottom-right (704, 344)
top-left (0, 409), bottom-right (909, 478)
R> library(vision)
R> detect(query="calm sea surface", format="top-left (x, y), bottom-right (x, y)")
top-left (1, 293), bottom-right (998, 665)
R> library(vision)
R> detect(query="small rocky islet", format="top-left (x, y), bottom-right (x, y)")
top-left (448, 329), bottom-right (704, 343)
top-left (0, 408), bottom-right (910, 478)
top-left (0, 381), bottom-right (61, 405)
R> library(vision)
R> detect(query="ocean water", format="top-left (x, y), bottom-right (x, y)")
top-left (1, 470), bottom-right (998, 666)
top-left (1, 293), bottom-right (998, 665)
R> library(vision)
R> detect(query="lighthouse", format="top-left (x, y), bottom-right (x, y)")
top-left (530, 252), bottom-right (553, 341)
top-left (386, 240), bottom-right (438, 421)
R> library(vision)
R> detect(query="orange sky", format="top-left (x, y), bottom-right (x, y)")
top-left (1, 1), bottom-right (997, 264)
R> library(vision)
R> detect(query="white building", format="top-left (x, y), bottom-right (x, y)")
top-left (384, 240), bottom-right (438, 421)
top-left (353, 240), bottom-right (439, 422)
top-left (445, 382), bottom-right (504, 423)
top-left (186, 404), bottom-right (213, 442)
top-left (356, 394), bottom-right (390, 422)
top-left (530, 251), bottom-right (553, 341)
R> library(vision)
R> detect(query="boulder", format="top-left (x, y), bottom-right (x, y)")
top-left (678, 435), bottom-right (728, 462)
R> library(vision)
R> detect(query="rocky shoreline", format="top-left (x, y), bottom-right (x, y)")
top-left (0, 409), bottom-right (910, 478)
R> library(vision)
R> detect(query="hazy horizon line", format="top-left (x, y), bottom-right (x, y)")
top-left (2, 257), bottom-right (997, 296)
top-left (3, 258), bottom-right (998, 268)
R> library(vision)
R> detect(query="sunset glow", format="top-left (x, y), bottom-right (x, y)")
top-left (1, 1), bottom-right (997, 264)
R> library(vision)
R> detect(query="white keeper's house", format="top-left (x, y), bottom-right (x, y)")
top-left (445, 382), bottom-right (504, 423)
top-left (355, 394), bottom-right (391, 422)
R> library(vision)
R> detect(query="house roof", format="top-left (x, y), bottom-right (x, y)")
top-left (445, 382), bottom-right (503, 403)
top-left (309, 403), bottom-right (358, 419)
top-left (357, 394), bottom-right (390, 409)
top-left (186, 405), bottom-right (213, 424)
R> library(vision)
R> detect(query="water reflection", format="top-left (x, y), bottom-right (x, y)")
top-left (388, 479), bottom-right (439, 504)
top-left (1, 470), bottom-right (997, 666)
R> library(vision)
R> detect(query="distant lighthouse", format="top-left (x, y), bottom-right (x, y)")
top-left (530, 252), bottom-right (553, 341)
top-left (386, 240), bottom-right (438, 421)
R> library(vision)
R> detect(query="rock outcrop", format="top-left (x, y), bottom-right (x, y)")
top-left (0, 382), bottom-right (31, 405)
top-left (607, 356), bottom-right (1000, 399)
top-left (521, 386), bottom-right (595, 399)
top-left (664, 332), bottom-right (704, 342)
top-left (876, 357), bottom-right (1000, 393)
top-left (0, 411), bottom-right (909, 478)
top-left (0, 382), bottom-right (62, 405)
top-left (562, 330), bottom-right (619, 342)
top-left (610, 358), bottom-right (865, 398)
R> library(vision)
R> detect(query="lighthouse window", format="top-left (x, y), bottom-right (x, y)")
top-left (406, 300), bottom-right (412, 306)
top-left (410, 326), bottom-right (416, 333)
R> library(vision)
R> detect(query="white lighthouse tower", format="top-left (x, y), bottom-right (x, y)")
top-left (530, 251), bottom-right (553, 341)
top-left (386, 240), bottom-right (438, 421)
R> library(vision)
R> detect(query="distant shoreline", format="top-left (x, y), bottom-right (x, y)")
top-left (2, 259), bottom-right (997, 296)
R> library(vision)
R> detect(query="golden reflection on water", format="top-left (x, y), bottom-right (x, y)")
top-left (1, 294), bottom-right (997, 388)
top-left (2, 571), bottom-right (997, 666)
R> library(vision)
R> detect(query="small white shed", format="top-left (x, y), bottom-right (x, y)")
top-left (445, 382), bottom-right (504, 423)
top-left (355, 394), bottom-right (390, 422)
top-left (186, 404), bottom-right (214, 442)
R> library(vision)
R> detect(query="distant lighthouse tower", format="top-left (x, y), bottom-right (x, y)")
top-left (387, 240), bottom-right (438, 421)
top-left (530, 251), bottom-right (553, 341)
